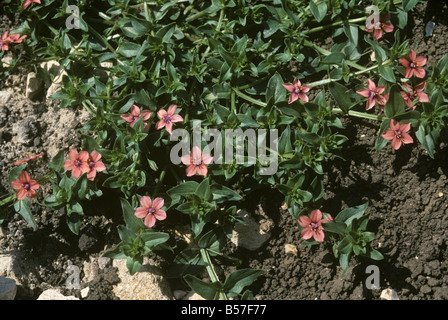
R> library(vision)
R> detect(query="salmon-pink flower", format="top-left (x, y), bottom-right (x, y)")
top-left (298, 209), bottom-right (328, 243)
top-left (14, 152), bottom-right (44, 166)
top-left (356, 79), bottom-right (388, 110)
top-left (400, 81), bottom-right (429, 109)
top-left (0, 32), bottom-right (12, 51)
top-left (86, 150), bottom-right (107, 181)
top-left (120, 104), bottom-right (152, 133)
top-left (399, 49), bottom-right (427, 79)
top-left (382, 119), bottom-right (414, 150)
top-left (365, 13), bottom-right (394, 40)
top-left (134, 196), bottom-right (167, 228)
top-left (282, 78), bottom-right (311, 104)
top-left (11, 171), bottom-right (39, 200)
top-left (181, 146), bottom-right (213, 177)
top-left (23, 0), bottom-right (41, 10)
top-left (155, 104), bottom-right (184, 135)
top-left (63, 149), bottom-right (90, 178)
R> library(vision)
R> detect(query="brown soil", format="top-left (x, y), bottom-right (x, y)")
top-left (1, 1), bottom-right (448, 300)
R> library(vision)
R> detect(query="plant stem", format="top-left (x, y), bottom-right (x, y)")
top-left (332, 108), bottom-right (385, 121)
top-left (200, 248), bottom-right (228, 300)
top-left (82, 102), bottom-right (96, 117)
top-left (303, 16), bottom-right (367, 35)
top-left (232, 88), bottom-right (267, 108)
top-left (152, 166), bottom-right (167, 197)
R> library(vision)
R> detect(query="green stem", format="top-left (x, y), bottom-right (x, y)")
top-left (200, 248), bottom-right (228, 300)
top-left (152, 166), bottom-right (167, 197)
top-left (303, 16), bottom-right (367, 35)
top-left (332, 108), bottom-right (385, 121)
top-left (232, 88), bottom-right (267, 108)
top-left (82, 102), bottom-right (96, 117)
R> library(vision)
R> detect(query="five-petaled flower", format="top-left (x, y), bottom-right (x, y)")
top-left (155, 104), bottom-right (184, 135)
top-left (282, 78), bottom-right (311, 104)
top-left (14, 152), bottom-right (44, 166)
top-left (134, 196), bottom-right (167, 228)
top-left (181, 146), bottom-right (213, 177)
top-left (356, 79), bottom-right (387, 110)
top-left (399, 49), bottom-right (427, 79)
top-left (365, 13), bottom-right (394, 40)
top-left (23, 0), bottom-right (41, 10)
top-left (400, 81), bottom-right (429, 109)
top-left (382, 119), bottom-right (414, 150)
top-left (298, 209), bottom-right (328, 243)
top-left (120, 104), bottom-right (152, 133)
top-left (11, 171), bottom-right (39, 200)
top-left (0, 31), bottom-right (27, 51)
top-left (86, 150), bottom-right (107, 181)
top-left (64, 149), bottom-right (90, 178)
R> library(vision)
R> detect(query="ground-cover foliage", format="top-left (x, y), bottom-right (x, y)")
top-left (1, 0), bottom-right (448, 300)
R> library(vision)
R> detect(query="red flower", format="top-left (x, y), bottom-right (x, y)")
top-left (86, 150), bottom-right (107, 181)
top-left (356, 79), bottom-right (387, 110)
top-left (181, 146), bottom-right (213, 177)
top-left (0, 32), bottom-right (12, 51)
top-left (120, 104), bottom-right (152, 133)
top-left (11, 171), bottom-right (39, 200)
top-left (298, 209), bottom-right (328, 243)
top-left (399, 49), bottom-right (427, 79)
top-left (14, 152), bottom-right (44, 166)
top-left (282, 78), bottom-right (311, 104)
top-left (23, 0), bottom-right (41, 10)
top-left (400, 81), bottom-right (429, 109)
top-left (382, 119), bottom-right (413, 150)
top-left (365, 13), bottom-right (394, 40)
top-left (155, 104), bottom-right (184, 135)
top-left (63, 149), bottom-right (90, 178)
top-left (134, 196), bottom-right (167, 228)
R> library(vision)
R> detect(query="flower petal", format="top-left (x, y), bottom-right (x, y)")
top-left (197, 164), bottom-right (208, 176)
top-left (310, 209), bottom-right (322, 223)
top-left (313, 230), bottom-right (325, 242)
top-left (401, 132), bottom-right (414, 144)
top-left (152, 197), bottom-right (164, 210)
top-left (171, 114), bottom-right (184, 123)
top-left (301, 228), bottom-right (313, 240)
top-left (356, 89), bottom-right (371, 98)
top-left (382, 129), bottom-right (395, 140)
top-left (157, 109), bottom-right (167, 119)
top-left (288, 92), bottom-right (299, 104)
top-left (185, 165), bottom-right (197, 177)
top-left (154, 209), bottom-right (167, 221)
top-left (391, 137), bottom-right (402, 150)
top-left (281, 83), bottom-right (294, 92)
top-left (140, 195), bottom-right (152, 208)
top-left (135, 207), bottom-right (148, 219)
top-left (367, 79), bottom-right (376, 91)
top-left (144, 214), bottom-right (156, 228)
top-left (167, 104), bottom-right (178, 115)
top-left (399, 58), bottom-right (410, 68)
top-left (201, 153), bottom-right (213, 165)
top-left (413, 67), bottom-right (426, 79)
top-left (298, 215), bottom-right (311, 227)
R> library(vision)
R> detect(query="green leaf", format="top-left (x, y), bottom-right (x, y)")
top-left (335, 202), bottom-right (369, 226)
top-left (375, 118), bottom-right (391, 151)
top-left (328, 82), bottom-right (352, 114)
top-left (166, 248), bottom-right (205, 278)
top-left (309, 0), bottom-right (327, 23)
top-left (196, 178), bottom-right (211, 201)
top-left (119, 17), bottom-right (151, 38)
top-left (223, 268), bottom-right (264, 298)
top-left (366, 248), bottom-right (384, 260)
top-left (322, 220), bottom-right (346, 236)
top-left (266, 72), bottom-right (285, 105)
top-left (14, 200), bottom-right (37, 230)
top-left (184, 274), bottom-right (222, 300)
top-left (117, 42), bottom-right (141, 58)
top-left (211, 184), bottom-right (243, 202)
top-left (8, 164), bottom-right (27, 184)
top-left (139, 231), bottom-right (169, 248)
top-left (321, 52), bottom-right (345, 66)
top-left (384, 85), bottom-right (405, 119)
top-left (127, 256), bottom-right (143, 276)
top-left (378, 64), bottom-right (396, 83)
top-left (49, 150), bottom-right (66, 173)
top-left (121, 198), bottom-right (145, 233)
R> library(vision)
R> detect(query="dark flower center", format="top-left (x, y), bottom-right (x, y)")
top-left (87, 159), bottom-right (96, 168)
top-left (163, 114), bottom-right (172, 123)
top-left (394, 130), bottom-right (403, 139)
top-left (193, 157), bottom-right (202, 166)
top-left (74, 159), bottom-right (83, 168)
top-left (132, 114), bottom-right (141, 123)
top-left (146, 206), bottom-right (156, 215)
top-left (22, 183), bottom-right (31, 191)
top-left (410, 61), bottom-right (418, 69)
top-left (309, 222), bottom-right (319, 232)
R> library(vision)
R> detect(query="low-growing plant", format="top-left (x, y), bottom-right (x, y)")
top-left (1, 0), bottom-right (447, 299)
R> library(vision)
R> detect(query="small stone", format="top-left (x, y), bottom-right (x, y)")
top-left (0, 277), bottom-right (16, 300)
top-left (37, 289), bottom-right (79, 300)
top-left (420, 285), bottom-right (432, 294)
top-left (97, 256), bottom-right (111, 270)
top-left (26, 72), bottom-right (43, 100)
top-left (231, 209), bottom-right (271, 251)
top-left (438, 192), bottom-right (443, 197)
top-left (173, 290), bottom-right (187, 300)
top-left (81, 287), bottom-right (90, 298)
top-left (184, 291), bottom-right (206, 300)
top-left (0, 91), bottom-right (11, 104)
top-left (285, 244), bottom-right (298, 256)
top-left (380, 288), bottom-right (399, 300)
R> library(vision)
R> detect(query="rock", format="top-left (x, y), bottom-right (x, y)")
top-left (285, 244), bottom-right (298, 256)
top-left (173, 289), bottom-right (187, 300)
top-left (0, 91), bottom-right (11, 104)
top-left (231, 209), bottom-right (271, 251)
top-left (112, 258), bottom-right (174, 300)
top-left (380, 288), bottom-right (400, 300)
top-left (81, 287), bottom-right (90, 298)
top-left (184, 291), bottom-right (206, 300)
top-left (12, 117), bottom-right (38, 146)
top-left (25, 72), bottom-right (43, 100)
top-left (97, 256), bottom-right (111, 270)
top-left (0, 254), bottom-right (14, 277)
top-left (39, 60), bottom-right (67, 99)
top-left (0, 277), bottom-right (16, 300)
top-left (37, 289), bottom-right (79, 300)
